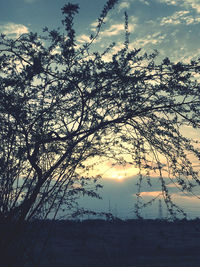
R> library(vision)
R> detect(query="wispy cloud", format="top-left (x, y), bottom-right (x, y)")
top-left (77, 34), bottom-right (91, 43)
top-left (140, 191), bottom-right (163, 197)
top-left (156, 0), bottom-right (178, 5)
top-left (139, 0), bottom-right (150, 5)
top-left (100, 22), bottom-right (136, 38)
top-left (180, 0), bottom-right (200, 13)
top-left (0, 23), bottom-right (29, 37)
top-left (100, 23), bottom-right (124, 37)
top-left (189, 1), bottom-right (200, 13)
top-left (157, 0), bottom-right (200, 13)
top-left (118, 1), bottom-right (131, 11)
top-left (139, 190), bottom-right (200, 201)
top-left (161, 10), bottom-right (200, 25)
top-left (174, 193), bottom-right (200, 201)
top-left (178, 48), bottom-right (200, 63)
top-left (130, 32), bottom-right (166, 48)
top-left (90, 17), bottom-right (109, 30)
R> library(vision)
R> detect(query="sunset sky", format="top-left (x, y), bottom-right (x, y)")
top-left (0, 0), bottom-right (200, 219)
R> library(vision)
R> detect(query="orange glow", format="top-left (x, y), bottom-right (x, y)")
top-left (110, 173), bottom-right (124, 181)
top-left (102, 165), bottom-right (139, 181)
top-left (140, 191), bottom-right (162, 197)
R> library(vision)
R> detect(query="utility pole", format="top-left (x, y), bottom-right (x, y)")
top-left (114, 204), bottom-right (118, 218)
top-left (108, 198), bottom-right (111, 213)
top-left (158, 199), bottom-right (163, 220)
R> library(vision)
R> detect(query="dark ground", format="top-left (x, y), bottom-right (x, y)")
top-left (2, 218), bottom-right (200, 267)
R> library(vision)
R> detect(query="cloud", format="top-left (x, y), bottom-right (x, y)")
top-left (100, 22), bottom-right (136, 39)
top-left (90, 16), bottom-right (137, 46)
top-left (77, 34), bottom-right (91, 43)
top-left (140, 191), bottom-right (163, 197)
top-left (90, 17), bottom-right (109, 29)
top-left (106, 161), bottom-right (133, 171)
top-left (157, 0), bottom-right (200, 13)
top-left (102, 160), bottom-right (139, 180)
top-left (189, 1), bottom-right (200, 13)
top-left (130, 32), bottom-right (166, 48)
top-left (160, 10), bottom-right (200, 25)
top-left (139, 190), bottom-right (200, 204)
top-left (118, 1), bottom-right (131, 11)
top-left (161, 10), bottom-right (189, 25)
top-left (91, 21), bottom-right (99, 28)
top-left (139, 0), bottom-right (150, 5)
top-left (174, 193), bottom-right (200, 201)
top-left (100, 43), bottom-right (123, 62)
top-left (101, 23), bottom-right (124, 36)
top-left (157, 0), bottom-right (178, 5)
top-left (0, 23), bottom-right (29, 37)
top-left (180, 1), bottom-right (200, 13)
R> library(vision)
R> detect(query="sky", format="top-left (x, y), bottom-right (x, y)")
top-left (0, 0), bottom-right (200, 219)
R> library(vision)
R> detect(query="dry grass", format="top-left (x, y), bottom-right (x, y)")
top-left (2, 219), bottom-right (200, 266)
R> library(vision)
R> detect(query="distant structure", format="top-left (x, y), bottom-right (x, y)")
top-left (108, 198), bottom-right (111, 213)
top-left (158, 199), bottom-right (163, 220)
top-left (114, 204), bottom-right (118, 218)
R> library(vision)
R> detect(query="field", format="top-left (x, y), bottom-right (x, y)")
top-left (2, 219), bottom-right (200, 267)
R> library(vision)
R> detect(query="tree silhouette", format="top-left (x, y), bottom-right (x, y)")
top-left (0, 0), bottom-right (200, 229)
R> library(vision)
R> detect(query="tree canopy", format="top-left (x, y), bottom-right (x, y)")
top-left (0, 0), bottom-right (200, 224)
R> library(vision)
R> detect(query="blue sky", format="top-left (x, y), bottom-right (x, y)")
top-left (0, 0), bottom-right (200, 219)
top-left (1, 0), bottom-right (200, 61)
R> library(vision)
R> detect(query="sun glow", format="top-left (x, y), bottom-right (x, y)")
top-left (99, 162), bottom-right (139, 181)
top-left (83, 156), bottom-right (140, 182)
top-left (110, 173), bottom-right (124, 181)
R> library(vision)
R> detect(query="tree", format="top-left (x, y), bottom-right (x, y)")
top-left (0, 0), bottom-right (200, 228)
